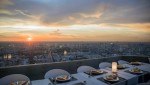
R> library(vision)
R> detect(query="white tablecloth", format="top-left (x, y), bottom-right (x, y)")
top-left (78, 69), bottom-right (127, 85)
top-left (31, 63), bottom-right (150, 85)
top-left (137, 63), bottom-right (150, 72)
top-left (31, 73), bottom-right (106, 85)
top-left (31, 79), bottom-right (50, 85)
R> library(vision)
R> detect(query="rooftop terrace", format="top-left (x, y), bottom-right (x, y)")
top-left (0, 55), bottom-right (149, 81)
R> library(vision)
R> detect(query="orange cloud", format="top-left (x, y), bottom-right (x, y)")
top-left (0, 22), bottom-right (149, 42)
top-left (100, 23), bottom-right (150, 32)
top-left (118, 23), bottom-right (150, 32)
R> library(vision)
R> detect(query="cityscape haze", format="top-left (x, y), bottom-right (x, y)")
top-left (0, 0), bottom-right (150, 66)
top-left (0, 41), bottom-right (149, 67)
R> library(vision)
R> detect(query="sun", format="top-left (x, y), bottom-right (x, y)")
top-left (27, 37), bottom-right (32, 41)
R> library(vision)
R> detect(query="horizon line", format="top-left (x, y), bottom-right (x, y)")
top-left (0, 41), bottom-right (149, 43)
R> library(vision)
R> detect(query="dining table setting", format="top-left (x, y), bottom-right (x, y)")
top-left (31, 60), bottom-right (150, 85)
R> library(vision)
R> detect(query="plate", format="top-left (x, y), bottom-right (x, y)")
top-left (55, 75), bottom-right (71, 82)
top-left (104, 76), bottom-right (119, 82)
top-left (117, 65), bottom-right (125, 69)
top-left (86, 69), bottom-right (103, 75)
top-left (129, 69), bottom-right (143, 74)
top-left (130, 62), bottom-right (142, 65)
top-left (9, 81), bottom-right (29, 85)
top-left (92, 69), bottom-right (103, 74)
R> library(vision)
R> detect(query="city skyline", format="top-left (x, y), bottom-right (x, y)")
top-left (0, 0), bottom-right (150, 42)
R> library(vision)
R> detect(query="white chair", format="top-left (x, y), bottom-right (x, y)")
top-left (0, 74), bottom-right (30, 85)
top-left (99, 62), bottom-right (111, 69)
top-left (118, 60), bottom-right (129, 65)
top-left (77, 66), bottom-right (95, 73)
top-left (44, 69), bottom-right (70, 79)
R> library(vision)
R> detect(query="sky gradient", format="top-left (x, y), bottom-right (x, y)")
top-left (0, 0), bottom-right (150, 42)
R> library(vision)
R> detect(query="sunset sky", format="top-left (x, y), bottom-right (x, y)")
top-left (0, 0), bottom-right (150, 42)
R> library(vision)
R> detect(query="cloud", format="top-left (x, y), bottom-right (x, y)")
top-left (0, 0), bottom-right (13, 7)
top-left (0, 0), bottom-right (105, 26)
top-left (29, 0), bottom-right (150, 25)
top-left (37, 0), bottom-right (107, 26)
top-left (49, 29), bottom-right (62, 35)
top-left (0, 9), bottom-right (14, 15)
top-left (14, 9), bottom-right (38, 19)
top-left (0, 0), bottom-right (150, 26)
top-left (98, 0), bottom-right (150, 24)
top-left (0, 34), bottom-right (6, 38)
top-left (101, 23), bottom-right (150, 32)
top-left (116, 23), bottom-right (150, 32)
top-left (80, 11), bottom-right (103, 18)
top-left (0, 24), bottom-right (149, 41)
top-left (0, 0), bottom-right (150, 41)
top-left (49, 29), bottom-right (77, 39)
top-left (0, 32), bottom-right (23, 41)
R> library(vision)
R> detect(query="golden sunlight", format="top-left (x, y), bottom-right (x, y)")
top-left (27, 37), bottom-right (32, 41)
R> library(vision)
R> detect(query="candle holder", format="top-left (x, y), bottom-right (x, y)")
top-left (112, 62), bottom-right (117, 73)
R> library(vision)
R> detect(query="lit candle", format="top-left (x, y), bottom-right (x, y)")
top-left (112, 62), bottom-right (117, 73)
top-left (64, 50), bottom-right (67, 56)
top-left (8, 54), bottom-right (12, 60)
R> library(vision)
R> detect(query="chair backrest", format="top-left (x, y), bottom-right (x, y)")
top-left (148, 58), bottom-right (150, 63)
top-left (44, 69), bottom-right (70, 79)
top-left (118, 60), bottom-right (129, 65)
top-left (136, 82), bottom-right (150, 85)
top-left (0, 74), bottom-right (30, 85)
top-left (99, 62), bottom-right (111, 69)
top-left (77, 66), bottom-right (95, 73)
